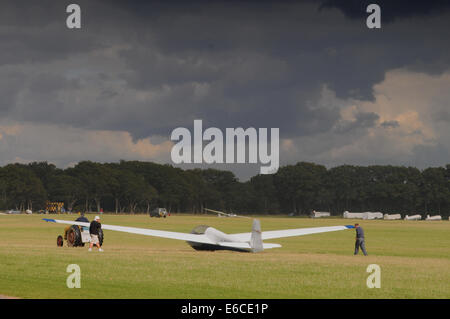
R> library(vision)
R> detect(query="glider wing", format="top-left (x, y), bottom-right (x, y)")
top-left (229, 225), bottom-right (354, 241)
top-left (42, 218), bottom-right (215, 244)
top-left (217, 242), bottom-right (281, 250)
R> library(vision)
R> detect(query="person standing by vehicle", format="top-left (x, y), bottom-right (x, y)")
top-left (76, 212), bottom-right (89, 224)
top-left (89, 216), bottom-right (103, 252)
top-left (354, 223), bottom-right (368, 256)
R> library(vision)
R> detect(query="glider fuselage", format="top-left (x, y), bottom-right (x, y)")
top-left (186, 225), bottom-right (250, 252)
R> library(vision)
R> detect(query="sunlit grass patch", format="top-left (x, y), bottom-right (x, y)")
top-left (0, 214), bottom-right (449, 298)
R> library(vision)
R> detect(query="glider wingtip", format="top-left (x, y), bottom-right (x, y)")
top-left (42, 218), bottom-right (56, 223)
top-left (345, 225), bottom-right (355, 229)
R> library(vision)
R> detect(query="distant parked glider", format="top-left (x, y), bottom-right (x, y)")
top-left (404, 214), bottom-right (422, 220)
top-left (425, 214), bottom-right (442, 221)
top-left (43, 218), bottom-right (354, 253)
top-left (204, 208), bottom-right (250, 218)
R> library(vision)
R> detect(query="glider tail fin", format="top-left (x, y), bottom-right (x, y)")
top-left (250, 219), bottom-right (264, 252)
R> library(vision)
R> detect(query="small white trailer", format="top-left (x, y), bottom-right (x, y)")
top-left (310, 211), bottom-right (331, 218)
top-left (343, 211), bottom-right (366, 219)
top-left (343, 211), bottom-right (383, 219)
top-left (365, 212), bottom-right (383, 220)
top-left (425, 214), bottom-right (442, 221)
top-left (383, 213), bottom-right (402, 220)
top-left (404, 214), bottom-right (422, 220)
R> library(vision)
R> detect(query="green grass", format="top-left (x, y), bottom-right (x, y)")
top-left (0, 214), bottom-right (449, 298)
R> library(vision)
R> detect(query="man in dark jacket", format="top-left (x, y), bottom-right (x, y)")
top-left (88, 216), bottom-right (103, 252)
top-left (354, 223), bottom-right (368, 256)
top-left (75, 213), bottom-right (89, 231)
top-left (75, 212), bottom-right (89, 223)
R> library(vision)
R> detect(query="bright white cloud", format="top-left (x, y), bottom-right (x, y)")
top-left (0, 122), bottom-right (173, 167)
top-left (280, 69), bottom-right (450, 168)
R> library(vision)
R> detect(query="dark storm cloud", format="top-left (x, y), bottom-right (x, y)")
top-left (320, 0), bottom-right (450, 23)
top-left (411, 142), bottom-right (450, 168)
top-left (88, 0), bottom-right (450, 139)
top-left (0, 71), bottom-right (26, 114)
top-left (0, 1), bottom-right (103, 66)
top-left (1, 0), bottom-right (450, 172)
top-left (113, 0), bottom-right (450, 94)
top-left (380, 120), bottom-right (400, 129)
top-left (433, 110), bottom-right (450, 123)
top-left (334, 111), bottom-right (379, 134)
top-left (10, 73), bottom-right (82, 124)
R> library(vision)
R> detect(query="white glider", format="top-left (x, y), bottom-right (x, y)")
top-left (425, 214), bottom-right (442, 221)
top-left (204, 208), bottom-right (250, 219)
top-left (43, 218), bottom-right (354, 253)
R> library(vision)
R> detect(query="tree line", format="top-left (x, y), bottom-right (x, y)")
top-left (0, 161), bottom-right (449, 217)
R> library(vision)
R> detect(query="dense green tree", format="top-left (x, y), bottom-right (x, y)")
top-left (421, 167), bottom-right (450, 214)
top-left (0, 164), bottom-right (47, 211)
top-left (0, 160), bottom-right (448, 217)
top-left (69, 161), bottom-right (110, 212)
top-left (249, 174), bottom-right (279, 213)
top-left (47, 174), bottom-right (84, 212)
top-left (28, 162), bottom-right (59, 190)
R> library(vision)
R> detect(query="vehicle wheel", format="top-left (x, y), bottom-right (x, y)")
top-left (66, 225), bottom-right (82, 247)
top-left (57, 235), bottom-right (64, 247)
top-left (64, 226), bottom-right (71, 240)
top-left (98, 228), bottom-right (104, 247)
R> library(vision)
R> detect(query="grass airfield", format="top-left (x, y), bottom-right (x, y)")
top-left (0, 214), bottom-right (449, 299)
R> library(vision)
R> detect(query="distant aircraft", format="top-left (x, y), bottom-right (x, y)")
top-left (425, 214), bottom-right (442, 221)
top-left (43, 218), bottom-right (354, 253)
top-left (204, 208), bottom-right (250, 219)
top-left (343, 211), bottom-right (383, 220)
top-left (383, 214), bottom-right (402, 220)
top-left (404, 214), bottom-right (422, 220)
top-left (310, 211), bottom-right (331, 218)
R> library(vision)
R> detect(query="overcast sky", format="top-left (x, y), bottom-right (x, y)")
top-left (1, 0), bottom-right (450, 180)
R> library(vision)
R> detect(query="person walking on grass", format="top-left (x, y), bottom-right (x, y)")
top-left (354, 223), bottom-right (368, 256)
top-left (89, 216), bottom-right (103, 252)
